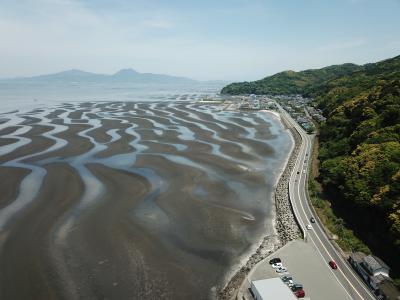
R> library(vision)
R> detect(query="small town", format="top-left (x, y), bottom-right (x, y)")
top-left (200, 94), bottom-right (326, 133)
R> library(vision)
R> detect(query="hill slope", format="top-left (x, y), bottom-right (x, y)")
top-left (220, 63), bottom-right (362, 95)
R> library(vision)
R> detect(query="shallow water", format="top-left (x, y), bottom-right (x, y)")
top-left (0, 100), bottom-right (292, 299)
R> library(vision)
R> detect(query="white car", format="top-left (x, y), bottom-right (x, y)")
top-left (286, 280), bottom-right (294, 287)
top-left (276, 267), bottom-right (288, 273)
top-left (306, 224), bottom-right (312, 230)
top-left (272, 262), bottom-right (283, 269)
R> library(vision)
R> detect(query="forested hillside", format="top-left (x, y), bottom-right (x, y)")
top-left (221, 55), bottom-right (400, 278)
top-left (220, 63), bottom-right (361, 95)
top-left (315, 56), bottom-right (400, 276)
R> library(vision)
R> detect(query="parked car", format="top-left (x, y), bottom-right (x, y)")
top-left (286, 280), bottom-right (294, 287)
top-left (269, 257), bottom-right (281, 265)
top-left (291, 283), bottom-right (303, 292)
top-left (272, 262), bottom-right (283, 269)
top-left (329, 260), bottom-right (338, 269)
top-left (294, 289), bottom-right (305, 298)
top-left (276, 267), bottom-right (288, 273)
top-left (280, 275), bottom-right (292, 282)
top-left (303, 170), bottom-right (306, 174)
top-left (306, 224), bottom-right (312, 230)
top-left (297, 171), bottom-right (300, 174)
top-left (310, 217), bottom-right (315, 223)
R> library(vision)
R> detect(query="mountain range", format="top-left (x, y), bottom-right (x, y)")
top-left (1, 69), bottom-right (198, 84)
top-left (221, 55), bottom-right (400, 96)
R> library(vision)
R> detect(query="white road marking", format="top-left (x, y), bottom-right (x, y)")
top-left (281, 110), bottom-right (374, 300)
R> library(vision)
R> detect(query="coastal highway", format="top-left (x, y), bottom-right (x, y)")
top-left (278, 106), bottom-right (376, 300)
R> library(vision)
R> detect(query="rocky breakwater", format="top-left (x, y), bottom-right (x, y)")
top-left (218, 115), bottom-right (302, 300)
top-left (275, 125), bottom-right (302, 244)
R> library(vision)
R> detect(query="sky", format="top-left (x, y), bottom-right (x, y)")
top-left (0, 0), bottom-right (399, 81)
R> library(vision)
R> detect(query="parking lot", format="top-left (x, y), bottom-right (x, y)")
top-left (239, 240), bottom-right (353, 299)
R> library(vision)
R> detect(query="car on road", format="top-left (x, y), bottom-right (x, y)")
top-left (297, 171), bottom-right (300, 174)
top-left (306, 224), bottom-right (312, 230)
top-left (302, 170), bottom-right (306, 174)
top-left (276, 266), bottom-right (288, 273)
top-left (329, 260), bottom-right (338, 269)
top-left (269, 257), bottom-right (281, 265)
top-left (310, 217), bottom-right (315, 223)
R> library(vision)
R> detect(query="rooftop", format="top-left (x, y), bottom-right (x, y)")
top-left (349, 251), bottom-right (366, 263)
top-left (252, 277), bottom-right (297, 300)
top-left (363, 255), bottom-right (390, 272)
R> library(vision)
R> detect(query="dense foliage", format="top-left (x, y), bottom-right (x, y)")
top-left (316, 57), bottom-right (400, 273)
top-left (222, 55), bottom-right (400, 274)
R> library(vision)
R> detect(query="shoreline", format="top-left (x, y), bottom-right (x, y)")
top-left (0, 102), bottom-right (293, 299)
top-left (218, 113), bottom-right (302, 300)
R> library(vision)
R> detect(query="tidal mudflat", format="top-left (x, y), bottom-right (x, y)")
top-left (0, 101), bottom-right (292, 299)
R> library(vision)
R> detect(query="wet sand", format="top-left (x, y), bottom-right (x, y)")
top-left (0, 101), bottom-right (293, 299)
top-left (0, 163), bottom-right (83, 300)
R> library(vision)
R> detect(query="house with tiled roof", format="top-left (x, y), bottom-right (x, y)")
top-left (349, 252), bottom-right (400, 300)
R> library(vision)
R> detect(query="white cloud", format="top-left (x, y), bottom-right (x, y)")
top-left (0, 0), bottom-right (183, 76)
top-left (0, 0), bottom-right (268, 80)
top-left (0, 0), bottom-right (398, 81)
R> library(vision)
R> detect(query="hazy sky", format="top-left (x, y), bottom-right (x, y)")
top-left (1, 0), bottom-right (399, 81)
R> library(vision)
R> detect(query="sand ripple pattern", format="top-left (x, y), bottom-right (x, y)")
top-left (0, 101), bottom-right (292, 300)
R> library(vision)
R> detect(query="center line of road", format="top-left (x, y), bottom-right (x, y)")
top-left (293, 137), bottom-right (356, 299)
top-left (285, 120), bottom-right (356, 299)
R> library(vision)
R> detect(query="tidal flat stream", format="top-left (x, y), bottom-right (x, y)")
top-left (0, 101), bottom-right (292, 299)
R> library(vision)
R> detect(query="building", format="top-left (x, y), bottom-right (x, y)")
top-left (251, 99), bottom-right (260, 109)
top-left (363, 255), bottom-right (390, 277)
top-left (250, 278), bottom-right (298, 300)
top-left (349, 252), bottom-right (400, 299)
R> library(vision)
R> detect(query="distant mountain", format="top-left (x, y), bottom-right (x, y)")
top-left (111, 68), bottom-right (140, 79)
top-left (110, 68), bottom-right (197, 83)
top-left (2, 68), bottom-right (197, 84)
top-left (30, 69), bottom-right (107, 82)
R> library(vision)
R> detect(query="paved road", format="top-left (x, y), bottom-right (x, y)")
top-left (278, 105), bottom-right (376, 300)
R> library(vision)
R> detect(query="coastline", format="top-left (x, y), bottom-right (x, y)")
top-left (1, 102), bottom-right (293, 299)
top-left (218, 112), bottom-right (302, 300)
